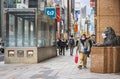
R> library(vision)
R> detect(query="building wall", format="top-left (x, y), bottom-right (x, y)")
top-left (0, 0), bottom-right (4, 41)
top-left (0, 0), bottom-right (2, 38)
top-left (96, 0), bottom-right (120, 43)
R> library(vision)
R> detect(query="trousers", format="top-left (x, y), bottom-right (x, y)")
top-left (79, 52), bottom-right (87, 66)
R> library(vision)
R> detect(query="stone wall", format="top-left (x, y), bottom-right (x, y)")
top-left (91, 47), bottom-right (120, 73)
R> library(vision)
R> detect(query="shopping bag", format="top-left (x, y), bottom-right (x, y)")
top-left (74, 53), bottom-right (78, 63)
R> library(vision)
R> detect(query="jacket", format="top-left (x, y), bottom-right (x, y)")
top-left (76, 39), bottom-right (90, 53)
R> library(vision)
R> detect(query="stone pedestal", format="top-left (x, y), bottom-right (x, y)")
top-left (90, 47), bottom-right (120, 73)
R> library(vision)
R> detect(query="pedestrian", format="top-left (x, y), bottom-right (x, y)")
top-left (57, 39), bottom-right (62, 55)
top-left (76, 39), bottom-right (79, 46)
top-left (87, 35), bottom-right (96, 57)
top-left (69, 35), bottom-right (75, 56)
top-left (65, 39), bottom-right (69, 50)
top-left (76, 34), bottom-right (90, 69)
top-left (61, 39), bottom-right (66, 55)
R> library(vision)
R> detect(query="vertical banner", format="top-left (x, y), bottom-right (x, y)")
top-left (74, 23), bottom-right (78, 32)
top-left (75, 10), bottom-right (79, 22)
top-left (90, 0), bottom-right (95, 8)
top-left (56, 7), bottom-right (61, 22)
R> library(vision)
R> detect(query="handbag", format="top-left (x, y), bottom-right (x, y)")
top-left (84, 48), bottom-right (89, 54)
top-left (74, 53), bottom-right (78, 63)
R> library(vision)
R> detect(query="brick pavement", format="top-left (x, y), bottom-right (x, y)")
top-left (0, 48), bottom-right (120, 79)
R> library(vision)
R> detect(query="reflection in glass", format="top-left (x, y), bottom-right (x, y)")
top-left (38, 22), bottom-right (55, 47)
top-left (17, 17), bottom-right (23, 47)
top-left (9, 14), bottom-right (15, 47)
top-left (6, 13), bottom-right (36, 47)
top-left (24, 20), bottom-right (29, 46)
top-left (30, 22), bottom-right (34, 46)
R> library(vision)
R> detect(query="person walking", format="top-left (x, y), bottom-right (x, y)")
top-left (57, 39), bottom-right (62, 55)
top-left (76, 34), bottom-right (90, 69)
top-left (65, 39), bottom-right (69, 50)
top-left (61, 39), bottom-right (66, 56)
top-left (69, 35), bottom-right (75, 56)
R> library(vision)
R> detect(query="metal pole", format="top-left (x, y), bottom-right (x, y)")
top-left (67, 0), bottom-right (70, 38)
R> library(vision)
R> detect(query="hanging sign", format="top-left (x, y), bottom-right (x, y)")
top-left (45, 7), bottom-right (56, 19)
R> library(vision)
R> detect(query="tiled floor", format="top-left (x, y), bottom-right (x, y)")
top-left (0, 48), bottom-right (120, 79)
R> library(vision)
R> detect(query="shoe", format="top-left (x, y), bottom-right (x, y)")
top-left (78, 65), bottom-right (82, 69)
top-left (87, 54), bottom-right (89, 57)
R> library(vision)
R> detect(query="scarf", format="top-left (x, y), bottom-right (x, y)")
top-left (80, 38), bottom-right (87, 46)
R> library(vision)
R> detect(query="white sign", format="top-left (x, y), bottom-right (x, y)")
top-left (16, 0), bottom-right (29, 8)
top-left (40, 2), bottom-right (45, 11)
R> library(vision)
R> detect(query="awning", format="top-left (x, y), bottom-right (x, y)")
top-left (4, 8), bottom-right (37, 21)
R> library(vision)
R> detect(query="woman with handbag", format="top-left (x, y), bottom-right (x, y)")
top-left (76, 34), bottom-right (90, 69)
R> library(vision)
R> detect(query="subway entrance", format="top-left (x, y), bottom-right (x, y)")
top-left (4, 8), bottom-right (57, 64)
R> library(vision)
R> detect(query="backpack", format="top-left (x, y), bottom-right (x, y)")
top-left (69, 39), bottom-right (75, 45)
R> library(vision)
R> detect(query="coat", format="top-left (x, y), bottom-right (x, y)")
top-left (76, 39), bottom-right (90, 53)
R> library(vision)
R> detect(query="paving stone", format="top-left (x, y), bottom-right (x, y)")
top-left (0, 47), bottom-right (120, 79)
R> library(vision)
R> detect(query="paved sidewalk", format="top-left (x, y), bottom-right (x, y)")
top-left (0, 48), bottom-right (120, 79)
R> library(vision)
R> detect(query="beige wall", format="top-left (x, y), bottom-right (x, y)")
top-left (5, 47), bottom-right (38, 64)
top-left (37, 47), bottom-right (57, 62)
top-left (5, 47), bottom-right (57, 64)
top-left (96, 0), bottom-right (120, 43)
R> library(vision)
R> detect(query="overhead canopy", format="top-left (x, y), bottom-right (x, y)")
top-left (4, 8), bottom-right (37, 22)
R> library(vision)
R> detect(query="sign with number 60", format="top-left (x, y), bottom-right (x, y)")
top-left (45, 7), bottom-right (56, 19)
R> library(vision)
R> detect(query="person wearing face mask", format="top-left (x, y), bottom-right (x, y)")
top-left (76, 34), bottom-right (90, 69)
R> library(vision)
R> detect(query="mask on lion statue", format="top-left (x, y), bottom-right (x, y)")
top-left (95, 27), bottom-right (120, 46)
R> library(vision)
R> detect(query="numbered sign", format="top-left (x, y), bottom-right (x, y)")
top-left (45, 7), bottom-right (56, 19)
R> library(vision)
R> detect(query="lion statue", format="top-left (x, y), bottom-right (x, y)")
top-left (94, 27), bottom-right (120, 46)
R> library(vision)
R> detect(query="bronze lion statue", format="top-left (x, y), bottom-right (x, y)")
top-left (94, 27), bottom-right (120, 46)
